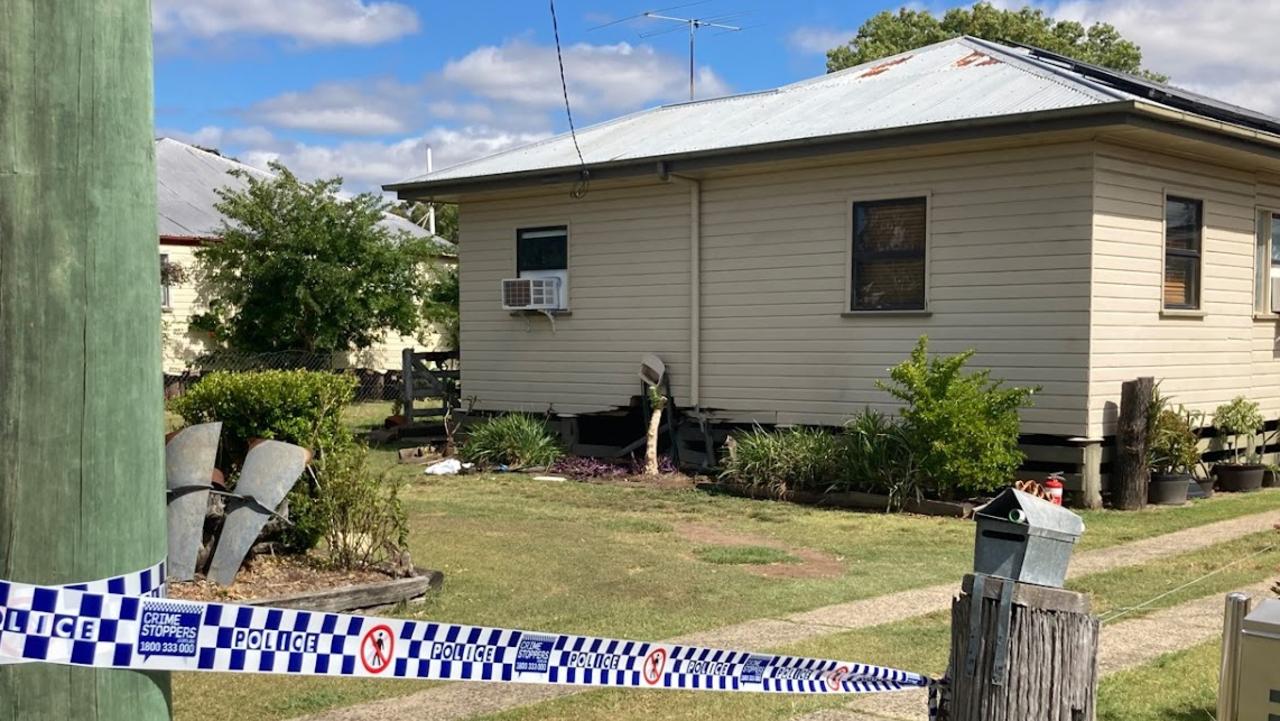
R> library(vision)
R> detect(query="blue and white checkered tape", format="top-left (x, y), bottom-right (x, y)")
top-left (0, 564), bottom-right (931, 696)
top-left (0, 561), bottom-right (166, 666)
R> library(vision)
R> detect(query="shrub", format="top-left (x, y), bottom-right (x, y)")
top-left (1213, 396), bottom-right (1264, 464)
top-left (839, 410), bottom-right (922, 510)
top-left (170, 369), bottom-right (356, 455)
top-left (1149, 406), bottom-right (1202, 475)
top-left (879, 336), bottom-right (1036, 497)
top-left (460, 414), bottom-right (563, 469)
top-left (170, 369), bottom-right (356, 553)
top-left (721, 426), bottom-right (843, 498)
top-left (310, 441), bottom-right (410, 571)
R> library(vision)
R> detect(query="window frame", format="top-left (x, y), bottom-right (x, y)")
top-left (1255, 207), bottom-right (1280, 318)
top-left (513, 223), bottom-right (571, 310)
top-left (160, 252), bottom-right (172, 310)
top-left (1160, 191), bottom-right (1205, 313)
top-left (844, 192), bottom-right (932, 314)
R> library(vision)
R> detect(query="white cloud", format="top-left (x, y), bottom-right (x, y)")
top-left (224, 126), bottom-right (549, 193)
top-left (442, 40), bottom-right (731, 112)
top-left (152, 0), bottom-right (419, 45)
top-left (245, 81), bottom-right (417, 134)
top-left (235, 38), bottom-right (731, 141)
top-left (160, 125), bottom-right (278, 150)
top-left (787, 26), bottom-right (857, 55)
top-left (1037, 0), bottom-right (1280, 114)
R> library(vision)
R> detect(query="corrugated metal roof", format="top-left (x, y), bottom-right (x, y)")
top-left (156, 138), bottom-right (451, 249)
top-left (391, 36), bottom-right (1279, 190)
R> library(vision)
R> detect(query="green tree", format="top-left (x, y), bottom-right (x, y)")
top-left (421, 263), bottom-right (459, 349)
top-left (192, 163), bottom-right (436, 352)
top-left (827, 2), bottom-right (1166, 82)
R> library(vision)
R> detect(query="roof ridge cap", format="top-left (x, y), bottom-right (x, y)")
top-left (960, 36), bottom-right (1132, 103)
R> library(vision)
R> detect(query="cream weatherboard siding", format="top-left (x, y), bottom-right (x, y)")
top-left (458, 143), bottom-right (1097, 436)
top-left (160, 243), bottom-right (212, 373)
top-left (458, 182), bottom-right (694, 415)
top-left (1087, 143), bottom-right (1280, 437)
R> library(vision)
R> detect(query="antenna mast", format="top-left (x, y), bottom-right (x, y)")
top-left (642, 12), bottom-right (741, 100)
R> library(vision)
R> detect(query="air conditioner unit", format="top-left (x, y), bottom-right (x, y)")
top-left (502, 277), bottom-right (562, 311)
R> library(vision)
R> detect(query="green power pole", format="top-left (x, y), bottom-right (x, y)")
top-left (0, 1), bottom-right (171, 719)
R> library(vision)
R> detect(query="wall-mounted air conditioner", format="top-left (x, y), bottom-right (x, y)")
top-left (502, 276), bottom-right (563, 311)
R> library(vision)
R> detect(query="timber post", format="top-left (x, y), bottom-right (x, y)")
top-left (946, 575), bottom-right (1099, 721)
top-left (1112, 376), bottom-right (1154, 511)
top-left (0, 1), bottom-right (171, 719)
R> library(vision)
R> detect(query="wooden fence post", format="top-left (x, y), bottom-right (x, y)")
top-left (0, 1), bottom-right (171, 718)
top-left (1112, 377), bottom-right (1154, 511)
top-left (947, 575), bottom-right (1099, 721)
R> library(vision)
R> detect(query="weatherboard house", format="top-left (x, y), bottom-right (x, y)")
top-left (387, 36), bottom-right (1280, 498)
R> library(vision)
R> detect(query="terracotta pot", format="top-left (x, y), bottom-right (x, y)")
top-left (1149, 472), bottom-right (1191, 505)
top-left (1216, 464), bottom-right (1265, 493)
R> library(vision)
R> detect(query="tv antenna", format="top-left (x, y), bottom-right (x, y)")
top-left (640, 10), bottom-right (742, 100)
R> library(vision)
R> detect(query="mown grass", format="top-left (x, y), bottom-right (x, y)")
top-left (168, 405), bottom-right (1280, 720)
top-left (473, 530), bottom-right (1279, 721)
top-left (1097, 641), bottom-right (1219, 721)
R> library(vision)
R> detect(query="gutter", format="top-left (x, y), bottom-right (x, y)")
top-left (659, 163), bottom-right (701, 409)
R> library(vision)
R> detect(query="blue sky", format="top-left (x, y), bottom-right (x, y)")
top-left (152, 0), bottom-right (1279, 193)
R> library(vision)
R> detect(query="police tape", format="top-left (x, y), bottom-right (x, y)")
top-left (0, 565), bottom-right (931, 695)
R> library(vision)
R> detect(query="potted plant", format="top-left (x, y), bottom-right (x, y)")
top-left (1213, 396), bottom-right (1265, 492)
top-left (1148, 405), bottom-right (1200, 505)
top-left (1265, 463), bottom-right (1280, 488)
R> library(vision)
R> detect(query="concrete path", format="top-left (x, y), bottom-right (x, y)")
top-left (301, 510), bottom-right (1279, 721)
top-left (796, 580), bottom-right (1274, 721)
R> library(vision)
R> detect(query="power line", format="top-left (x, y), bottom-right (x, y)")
top-left (548, 0), bottom-right (589, 198)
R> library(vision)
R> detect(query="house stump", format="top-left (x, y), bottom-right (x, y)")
top-left (945, 574), bottom-right (1099, 721)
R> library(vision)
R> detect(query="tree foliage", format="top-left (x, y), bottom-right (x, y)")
top-left (192, 163), bottom-right (437, 353)
top-left (878, 336), bottom-right (1037, 496)
top-left (826, 2), bottom-right (1166, 82)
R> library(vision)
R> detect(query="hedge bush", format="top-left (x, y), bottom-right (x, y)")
top-left (460, 414), bottom-right (563, 469)
top-left (720, 338), bottom-right (1035, 504)
top-left (170, 369), bottom-right (356, 454)
top-left (879, 336), bottom-right (1036, 497)
top-left (170, 369), bottom-right (357, 554)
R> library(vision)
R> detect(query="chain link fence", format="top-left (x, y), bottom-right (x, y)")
top-left (164, 350), bottom-right (404, 403)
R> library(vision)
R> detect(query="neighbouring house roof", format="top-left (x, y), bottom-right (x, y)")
top-left (156, 137), bottom-right (454, 253)
top-left (387, 36), bottom-right (1280, 195)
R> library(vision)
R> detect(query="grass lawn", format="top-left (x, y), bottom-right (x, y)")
top-left (172, 403), bottom-right (1280, 721)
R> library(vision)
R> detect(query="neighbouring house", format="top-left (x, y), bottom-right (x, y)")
top-left (385, 36), bottom-right (1280, 498)
top-left (156, 137), bottom-right (454, 375)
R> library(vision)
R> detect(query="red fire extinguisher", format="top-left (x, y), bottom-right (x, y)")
top-left (1044, 472), bottom-right (1065, 506)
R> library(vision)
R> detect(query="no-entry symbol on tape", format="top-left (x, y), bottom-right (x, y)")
top-left (642, 648), bottom-right (667, 686)
top-left (361, 624), bottom-right (395, 674)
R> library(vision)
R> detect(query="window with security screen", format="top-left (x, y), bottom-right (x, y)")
top-left (851, 198), bottom-right (927, 311)
top-left (517, 226), bottom-right (568, 275)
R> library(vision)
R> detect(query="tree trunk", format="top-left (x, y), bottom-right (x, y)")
top-left (1112, 377), bottom-right (1154, 511)
top-left (946, 575), bottom-right (1099, 721)
top-left (645, 393), bottom-right (667, 476)
top-left (0, 1), bottom-right (170, 718)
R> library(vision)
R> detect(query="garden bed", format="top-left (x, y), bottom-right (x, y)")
top-left (168, 555), bottom-right (441, 612)
top-left (701, 482), bottom-right (975, 518)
